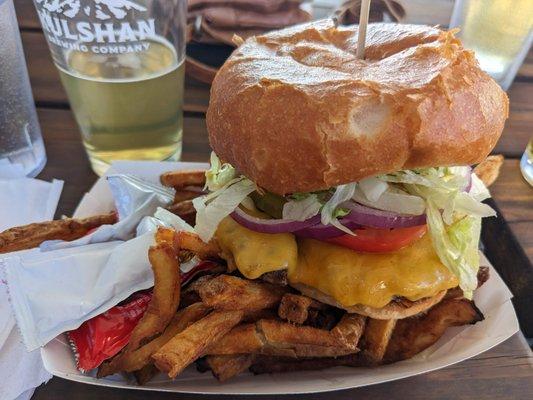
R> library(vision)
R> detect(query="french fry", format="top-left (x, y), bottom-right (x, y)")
top-left (173, 188), bottom-right (204, 204)
top-left (474, 154), bottom-right (504, 187)
top-left (97, 303), bottom-right (211, 378)
top-left (331, 313), bottom-right (367, 348)
top-left (385, 299), bottom-right (484, 363)
top-left (206, 323), bottom-right (261, 355)
top-left (0, 213), bottom-right (117, 254)
top-left (154, 227), bottom-right (176, 248)
top-left (242, 308), bottom-right (278, 323)
top-left (126, 243), bottom-right (181, 351)
top-left (207, 318), bottom-right (359, 358)
top-left (206, 354), bottom-right (255, 382)
top-left (260, 270), bottom-right (288, 286)
top-left (360, 318), bottom-right (397, 364)
top-left (180, 275), bottom-right (214, 307)
top-left (160, 170), bottom-right (206, 188)
top-left (258, 319), bottom-right (358, 357)
top-left (198, 275), bottom-right (286, 311)
top-left (278, 293), bottom-right (326, 324)
top-left (175, 231), bottom-right (221, 259)
top-left (152, 310), bottom-right (244, 378)
top-left (133, 363), bottom-right (160, 385)
top-left (167, 200), bottom-right (196, 225)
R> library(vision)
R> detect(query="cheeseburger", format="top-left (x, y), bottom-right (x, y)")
top-left (193, 21), bottom-right (508, 320)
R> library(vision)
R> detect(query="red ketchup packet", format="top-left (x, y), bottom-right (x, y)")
top-left (181, 260), bottom-right (219, 286)
top-left (67, 259), bottom-right (220, 372)
top-left (67, 292), bottom-right (152, 372)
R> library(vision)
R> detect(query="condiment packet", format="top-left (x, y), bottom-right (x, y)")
top-left (2, 233), bottom-right (155, 351)
top-left (40, 174), bottom-right (173, 251)
top-left (154, 207), bottom-right (195, 232)
top-left (108, 175), bottom-right (174, 220)
top-left (136, 207), bottom-right (195, 236)
top-left (67, 292), bottom-right (152, 372)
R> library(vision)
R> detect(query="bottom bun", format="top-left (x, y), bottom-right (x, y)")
top-left (291, 283), bottom-right (447, 319)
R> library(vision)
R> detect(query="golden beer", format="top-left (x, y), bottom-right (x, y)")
top-left (58, 38), bottom-right (184, 175)
top-left (520, 138), bottom-right (533, 186)
top-left (454, 0), bottom-right (532, 86)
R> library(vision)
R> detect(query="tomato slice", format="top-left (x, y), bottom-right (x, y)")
top-left (326, 225), bottom-right (428, 253)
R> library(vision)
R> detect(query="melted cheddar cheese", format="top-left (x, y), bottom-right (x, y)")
top-left (289, 234), bottom-right (458, 308)
top-left (215, 217), bottom-right (297, 279)
top-left (215, 217), bottom-right (459, 307)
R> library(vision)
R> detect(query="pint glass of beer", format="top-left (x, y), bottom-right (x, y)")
top-left (450, 0), bottom-right (533, 91)
top-left (32, 0), bottom-right (186, 175)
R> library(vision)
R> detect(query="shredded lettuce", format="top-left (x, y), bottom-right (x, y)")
top-left (469, 173), bottom-right (491, 201)
top-left (358, 177), bottom-right (388, 202)
top-left (282, 194), bottom-right (322, 221)
top-left (379, 167), bottom-right (494, 297)
top-left (205, 152), bottom-right (238, 191)
top-left (382, 167), bottom-right (470, 190)
top-left (426, 202), bottom-right (481, 298)
top-left (352, 186), bottom-right (426, 215)
top-left (321, 183), bottom-right (357, 235)
top-left (193, 177), bottom-right (256, 242)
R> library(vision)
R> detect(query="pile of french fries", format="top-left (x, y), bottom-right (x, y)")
top-left (0, 156), bottom-right (503, 384)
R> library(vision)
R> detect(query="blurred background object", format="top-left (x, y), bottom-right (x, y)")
top-left (334, 0), bottom-right (404, 24)
top-left (521, 138), bottom-right (533, 186)
top-left (314, 0), bottom-right (453, 24)
top-left (0, 0), bottom-right (46, 177)
top-left (186, 0), bottom-right (312, 83)
top-left (450, 0), bottom-right (533, 91)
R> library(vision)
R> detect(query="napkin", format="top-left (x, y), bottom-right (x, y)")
top-left (0, 167), bottom-right (63, 400)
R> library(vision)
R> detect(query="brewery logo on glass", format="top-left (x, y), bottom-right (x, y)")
top-left (35, 0), bottom-right (155, 54)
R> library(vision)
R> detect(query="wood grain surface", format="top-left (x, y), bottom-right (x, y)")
top-left (11, 0), bottom-right (533, 398)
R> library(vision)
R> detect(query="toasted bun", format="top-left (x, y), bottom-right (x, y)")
top-left (291, 282), bottom-right (447, 319)
top-left (207, 21), bottom-right (508, 195)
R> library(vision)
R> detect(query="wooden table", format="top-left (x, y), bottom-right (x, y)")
top-left (13, 1), bottom-right (533, 399)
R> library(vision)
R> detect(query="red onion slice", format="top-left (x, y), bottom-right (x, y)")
top-left (343, 202), bottom-right (426, 228)
top-left (294, 219), bottom-right (362, 239)
top-left (231, 207), bottom-right (321, 234)
top-left (464, 167), bottom-right (473, 193)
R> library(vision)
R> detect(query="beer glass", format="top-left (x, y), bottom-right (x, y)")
top-left (32, 0), bottom-right (187, 175)
top-left (520, 138), bottom-right (533, 186)
top-left (450, 0), bottom-right (533, 91)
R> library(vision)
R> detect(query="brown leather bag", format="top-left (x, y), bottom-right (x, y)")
top-left (186, 0), bottom-right (311, 83)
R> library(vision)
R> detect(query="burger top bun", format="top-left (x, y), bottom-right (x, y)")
top-left (207, 21), bottom-right (508, 195)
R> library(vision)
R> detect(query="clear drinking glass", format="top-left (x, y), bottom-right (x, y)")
top-left (0, 0), bottom-right (47, 177)
top-left (31, 0), bottom-right (187, 175)
top-left (450, 0), bottom-right (533, 90)
top-left (520, 138), bottom-right (533, 186)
